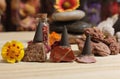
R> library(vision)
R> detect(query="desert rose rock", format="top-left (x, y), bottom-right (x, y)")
top-left (92, 42), bottom-right (111, 56)
top-left (76, 35), bottom-right (111, 56)
top-left (102, 36), bottom-right (117, 45)
top-left (84, 27), bottom-right (105, 42)
top-left (109, 42), bottom-right (119, 55)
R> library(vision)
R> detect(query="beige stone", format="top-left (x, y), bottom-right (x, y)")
top-left (52, 10), bottom-right (85, 21)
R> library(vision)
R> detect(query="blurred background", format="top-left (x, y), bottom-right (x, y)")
top-left (0, 0), bottom-right (120, 32)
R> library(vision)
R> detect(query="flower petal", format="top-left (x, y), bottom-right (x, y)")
top-left (7, 58), bottom-right (16, 63)
top-left (17, 50), bottom-right (24, 62)
top-left (54, 0), bottom-right (80, 12)
top-left (1, 52), bottom-right (7, 59)
top-left (1, 40), bottom-right (25, 63)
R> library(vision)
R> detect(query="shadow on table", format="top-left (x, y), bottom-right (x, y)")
top-left (0, 59), bottom-right (8, 63)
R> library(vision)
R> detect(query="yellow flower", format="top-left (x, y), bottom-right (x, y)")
top-left (1, 40), bottom-right (24, 63)
top-left (54, 0), bottom-right (80, 12)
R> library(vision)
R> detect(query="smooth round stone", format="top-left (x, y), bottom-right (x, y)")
top-left (102, 26), bottom-right (115, 36)
top-left (117, 39), bottom-right (120, 43)
top-left (97, 18), bottom-right (115, 36)
top-left (116, 32), bottom-right (120, 39)
top-left (50, 20), bottom-right (92, 34)
top-left (52, 10), bottom-right (85, 21)
top-left (115, 31), bottom-right (120, 43)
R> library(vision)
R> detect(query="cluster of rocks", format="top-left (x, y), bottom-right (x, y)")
top-left (22, 22), bottom-right (96, 64)
top-left (50, 10), bottom-right (92, 34)
top-left (76, 27), bottom-right (120, 57)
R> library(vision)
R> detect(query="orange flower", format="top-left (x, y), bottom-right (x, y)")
top-left (49, 32), bottom-right (61, 46)
top-left (54, 0), bottom-right (80, 12)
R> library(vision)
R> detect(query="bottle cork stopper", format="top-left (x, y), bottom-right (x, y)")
top-left (36, 13), bottom-right (47, 19)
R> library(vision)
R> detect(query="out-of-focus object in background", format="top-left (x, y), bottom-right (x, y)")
top-left (50, 0), bottom-right (93, 34)
top-left (18, 0), bottom-right (55, 31)
top-left (97, 14), bottom-right (119, 36)
top-left (0, 15), bottom-right (3, 32)
top-left (3, 0), bottom-right (19, 31)
top-left (83, 0), bottom-right (101, 25)
top-left (0, 0), bottom-right (6, 13)
top-left (20, 0), bottom-right (40, 18)
top-left (0, 0), bottom-right (6, 32)
top-left (101, 0), bottom-right (119, 20)
top-left (40, 0), bottom-right (55, 17)
top-left (17, 0), bottom-right (40, 31)
top-left (3, 0), bottom-right (40, 31)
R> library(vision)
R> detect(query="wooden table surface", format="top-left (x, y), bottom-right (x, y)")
top-left (0, 32), bottom-right (120, 79)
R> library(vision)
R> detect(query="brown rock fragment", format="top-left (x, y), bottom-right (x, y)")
top-left (109, 42), bottom-right (119, 55)
top-left (102, 36), bottom-right (119, 55)
top-left (84, 27), bottom-right (105, 42)
top-left (22, 43), bottom-right (47, 62)
top-left (50, 46), bottom-right (75, 62)
top-left (92, 42), bottom-right (111, 56)
top-left (103, 36), bottom-right (117, 45)
top-left (76, 36), bottom-right (111, 56)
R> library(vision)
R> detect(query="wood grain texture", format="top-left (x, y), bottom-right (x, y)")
top-left (0, 32), bottom-right (120, 79)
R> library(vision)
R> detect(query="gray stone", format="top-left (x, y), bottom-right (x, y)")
top-left (52, 10), bottom-right (85, 21)
top-left (50, 20), bottom-right (92, 34)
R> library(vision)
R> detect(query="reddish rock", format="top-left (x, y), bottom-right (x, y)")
top-left (76, 55), bottom-right (96, 63)
top-left (76, 37), bottom-right (111, 56)
top-left (103, 36), bottom-right (117, 45)
top-left (109, 42), bottom-right (119, 55)
top-left (92, 42), bottom-right (111, 56)
top-left (50, 46), bottom-right (75, 62)
top-left (84, 27), bottom-right (105, 42)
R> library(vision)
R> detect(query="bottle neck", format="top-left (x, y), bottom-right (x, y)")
top-left (39, 18), bottom-right (48, 24)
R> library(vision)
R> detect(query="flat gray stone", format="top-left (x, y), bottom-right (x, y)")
top-left (50, 20), bottom-right (92, 34)
top-left (52, 10), bottom-right (85, 21)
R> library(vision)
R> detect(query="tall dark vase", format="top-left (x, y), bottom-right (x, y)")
top-left (40, 0), bottom-right (55, 17)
